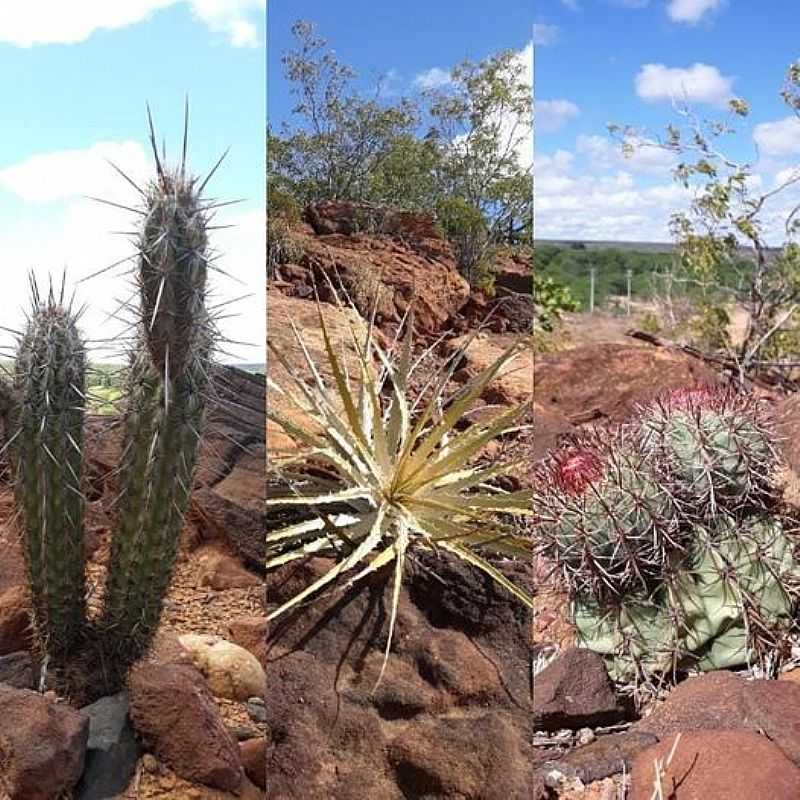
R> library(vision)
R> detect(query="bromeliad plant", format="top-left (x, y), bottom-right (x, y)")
top-left (266, 298), bottom-right (534, 685)
top-left (6, 105), bottom-right (220, 700)
top-left (535, 385), bottom-right (800, 690)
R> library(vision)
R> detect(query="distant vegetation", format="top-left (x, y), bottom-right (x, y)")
top-left (268, 20), bottom-right (532, 289)
top-left (535, 242), bottom-right (755, 312)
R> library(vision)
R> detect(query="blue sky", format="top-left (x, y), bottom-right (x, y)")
top-left (536, 0), bottom-right (800, 243)
top-left (0, 1), bottom-right (265, 364)
top-left (268, 1), bottom-right (531, 136)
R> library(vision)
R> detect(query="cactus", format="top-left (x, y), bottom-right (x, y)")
top-left (100, 114), bottom-right (215, 676)
top-left (574, 515), bottom-right (800, 681)
top-left (638, 385), bottom-right (778, 518)
top-left (10, 279), bottom-right (87, 667)
top-left (7, 107), bottom-right (219, 698)
top-left (535, 431), bottom-right (683, 601)
top-left (535, 385), bottom-right (800, 689)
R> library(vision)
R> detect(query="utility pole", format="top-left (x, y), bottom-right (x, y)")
top-left (589, 267), bottom-right (596, 313)
top-left (626, 268), bottom-right (633, 315)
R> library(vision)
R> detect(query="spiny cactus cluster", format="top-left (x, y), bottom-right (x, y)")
top-left (7, 108), bottom-right (219, 698)
top-left (535, 384), bottom-right (800, 686)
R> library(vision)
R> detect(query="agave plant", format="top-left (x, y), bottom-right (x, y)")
top-left (266, 299), bottom-right (533, 684)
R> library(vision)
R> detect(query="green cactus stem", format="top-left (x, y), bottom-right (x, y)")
top-left (10, 279), bottom-right (87, 665)
top-left (638, 386), bottom-right (778, 519)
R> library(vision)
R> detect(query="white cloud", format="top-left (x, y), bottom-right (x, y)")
top-left (576, 134), bottom-right (677, 175)
top-left (537, 99), bottom-right (580, 133)
top-left (754, 116), bottom-right (800, 159)
top-left (413, 67), bottom-right (453, 91)
top-left (561, 0), bottom-right (580, 8)
top-left (0, 0), bottom-right (265, 48)
top-left (667, 0), bottom-right (723, 24)
top-left (533, 23), bottom-right (559, 46)
top-left (0, 141), bottom-right (263, 363)
top-left (0, 141), bottom-right (150, 204)
top-left (635, 62), bottom-right (734, 107)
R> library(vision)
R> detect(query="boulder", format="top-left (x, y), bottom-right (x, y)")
top-left (128, 663), bottom-right (243, 791)
top-left (177, 633), bottom-right (266, 702)
top-left (194, 545), bottom-right (261, 591)
top-left (533, 647), bottom-right (626, 731)
top-left (0, 685), bottom-right (89, 800)
top-left (630, 729), bottom-right (800, 800)
top-left (76, 691), bottom-right (141, 800)
top-left (239, 738), bottom-right (266, 790)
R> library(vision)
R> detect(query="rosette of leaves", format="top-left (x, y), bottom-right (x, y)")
top-left (266, 301), bottom-right (533, 685)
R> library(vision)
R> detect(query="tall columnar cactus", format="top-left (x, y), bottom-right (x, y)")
top-left (101, 125), bottom-right (215, 672)
top-left (535, 431), bottom-right (683, 601)
top-left (7, 108), bottom-right (219, 697)
top-left (637, 385), bottom-right (778, 518)
top-left (10, 281), bottom-right (87, 667)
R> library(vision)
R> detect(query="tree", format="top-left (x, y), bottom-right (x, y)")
top-left (269, 20), bottom-right (419, 204)
top-left (611, 61), bottom-right (800, 384)
top-left (424, 50), bottom-right (532, 254)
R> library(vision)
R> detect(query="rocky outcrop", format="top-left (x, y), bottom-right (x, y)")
top-left (275, 202), bottom-right (471, 333)
top-left (265, 553), bottom-right (532, 799)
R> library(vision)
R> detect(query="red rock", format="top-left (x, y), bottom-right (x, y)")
top-left (128, 663), bottom-right (243, 791)
top-left (533, 343), bottom-right (720, 424)
top-left (533, 647), bottom-right (625, 731)
top-left (0, 685), bottom-right (89, 800)
top-left (0, 585), bottom-right (32, 655)
top-left (239, 738), bottom-right (266, 789)
top-left (195, 545), bottom-right (261, 590)
top-left (630, 729), bottom-right (800, 800)
top-left (227, 616), bottom-right (267, 669)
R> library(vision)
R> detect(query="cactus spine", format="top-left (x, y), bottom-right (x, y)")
top-left (11, 281), bottom-right (87, 666)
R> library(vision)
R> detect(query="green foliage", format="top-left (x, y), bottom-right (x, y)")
top-left (612, 61), bottom-right (800, 376)
top-left (688, 302), bottom-right (731, 351)
top-left (266, 299), bottom-right (533, 687)
top-left (534, 274), bottom-right (578, 332)
top-left (268, 21), bottom-right (419, 204)
top-left (435, 197), bottom-right (490, 284)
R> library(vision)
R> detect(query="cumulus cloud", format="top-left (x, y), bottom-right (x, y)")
top-left (537, 99), bottom-right (580, 133)
top-left (754, 116), bottom-right (800, 159)
top-left (576, 133), bottom-right (677, 175)
top-left (667, 0), bottom-right (723, 24)
top-left (0, 0), bottom-right (265, 48)
top-left (0, 141), bottom-right (263, 363)
top-left (635, 62), bottom-right (734, 107)
top-left (533, 23), bottom-right (559, 46)
top-left (412, 67), bottom-right (453, 91)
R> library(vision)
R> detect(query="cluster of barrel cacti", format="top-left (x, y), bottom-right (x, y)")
top-left (7, 111), bottom-right (217, 699)
top-left (535, 385), bottom-right (800, 684)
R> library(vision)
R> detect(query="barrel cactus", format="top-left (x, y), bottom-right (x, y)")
top-left (535, 430), bottom-right (683, 601)
top-left (637, 385), bottom-right (778, 519)
top-left (535, 385), bottom-right (800, 688)
top-left (574, 515), bottom-right (800, 681)
top-left (6, 107), bottom-right (220, 699)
